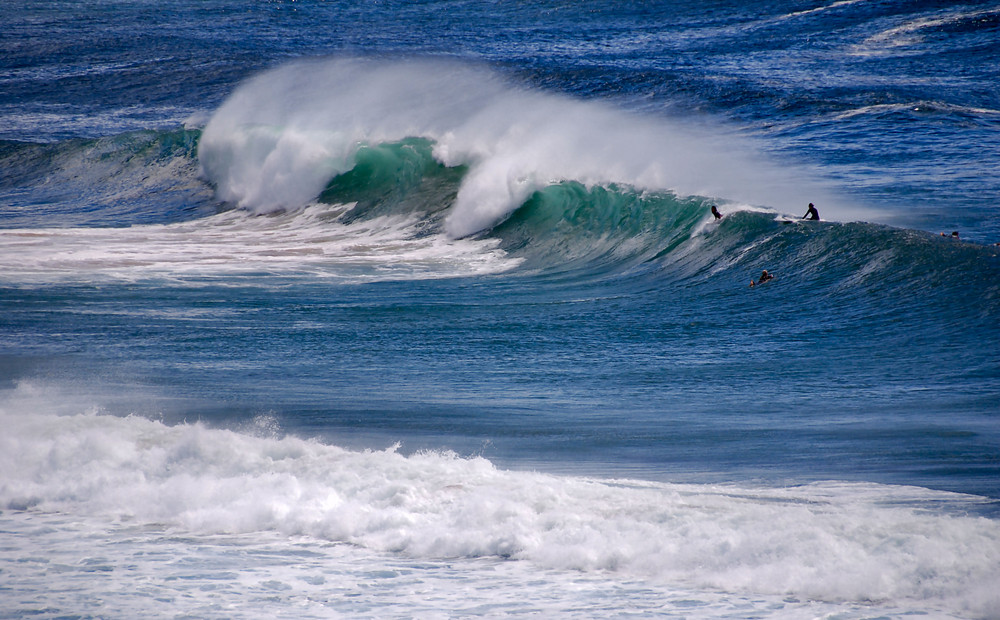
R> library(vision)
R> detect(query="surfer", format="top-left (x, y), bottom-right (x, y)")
top-left (750, 270), bottom-right (773, 287)
top-left (801, 203), bottom-right (819, 220)
top-left (711, 205), bottom-right (722, 220)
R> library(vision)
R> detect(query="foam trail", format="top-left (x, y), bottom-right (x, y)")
top-left (198, 56), bottom-right (848, 238)
top-left (0, 204), bottom-right (515, 284)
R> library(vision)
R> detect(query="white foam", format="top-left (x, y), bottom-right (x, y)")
top-left (198, 56), bottom-right (848, 239)
top-left (0, 203), bottom-right (518, 285)
top-left (781, 0), bottom-right (866, 20)
top-left (2, 384), bottom-right (998, 618)
top-left (851, 7), bottom-right (999, 56)
top-left (830, 101), bottom-right (1000, 121)
top-left (5, 511), bottom-right (955, 620)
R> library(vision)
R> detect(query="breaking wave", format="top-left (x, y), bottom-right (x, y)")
top-left (196, 56), bottom-right (850, 238)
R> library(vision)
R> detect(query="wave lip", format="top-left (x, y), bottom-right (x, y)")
top-left (198, 55), bottom-right (837, 238)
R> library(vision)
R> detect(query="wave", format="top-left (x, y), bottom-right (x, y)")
top-left (1, 390), bottom-right (998, 617)
top-left (0, 131), bottom-right (515, 284)
top-left (317, 145), bottom-right (1000, 322)
top-left (780, 0), bottom-right (867, 20)
top-left (196, 55), bottom-right (850, 238)
top-left (2, 73), bottom-right (998, 306)
top-left (314, 138), bottom-right (716, 274)
top-left (3, 127), bottom-right (999, 313)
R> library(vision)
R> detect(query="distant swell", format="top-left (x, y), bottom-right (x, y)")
top-left (0, 130), bottom-right (211, 228)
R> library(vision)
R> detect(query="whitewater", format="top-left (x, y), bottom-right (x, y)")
top-left (3, 396), bottom-right (999, 618)
top-left (2, 1), bottom-right (999, 619)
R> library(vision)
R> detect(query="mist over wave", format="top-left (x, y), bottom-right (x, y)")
top-left (197, 56), bottom-right (848, 238)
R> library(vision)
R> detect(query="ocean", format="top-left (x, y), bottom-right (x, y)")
top-left (2, 1), bottom-right (999, 618)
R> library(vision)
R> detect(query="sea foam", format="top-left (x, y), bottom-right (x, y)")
top-left (0, 203), bottom-right (515, 285)
top-left (2, 384), bottom-right (998, 617)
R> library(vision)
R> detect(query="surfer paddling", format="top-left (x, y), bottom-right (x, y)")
top-left (750, 270), bottom-right (773, 287)
top-left (801, 202), bottom-right (819, 220)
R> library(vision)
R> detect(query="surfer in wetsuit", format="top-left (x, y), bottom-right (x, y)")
top-left (750, 270), bottom-right (773, 287)
top-left (802, 203), bottom-right (819, 220)
top-left (711, 205), bottom-right (722, 220)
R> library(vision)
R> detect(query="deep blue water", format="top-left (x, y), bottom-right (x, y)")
top-left (2, 1), bottom-right (999, 618)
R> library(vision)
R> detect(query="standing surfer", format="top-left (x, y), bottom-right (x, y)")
top-left (711, 205), bottom-right (722, 220)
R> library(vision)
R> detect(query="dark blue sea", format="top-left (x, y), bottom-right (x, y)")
top-left (2, 1), bottom-right (1000, 618)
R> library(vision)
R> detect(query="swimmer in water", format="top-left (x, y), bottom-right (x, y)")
top-left (750, 270), bottom-right (774, 287)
